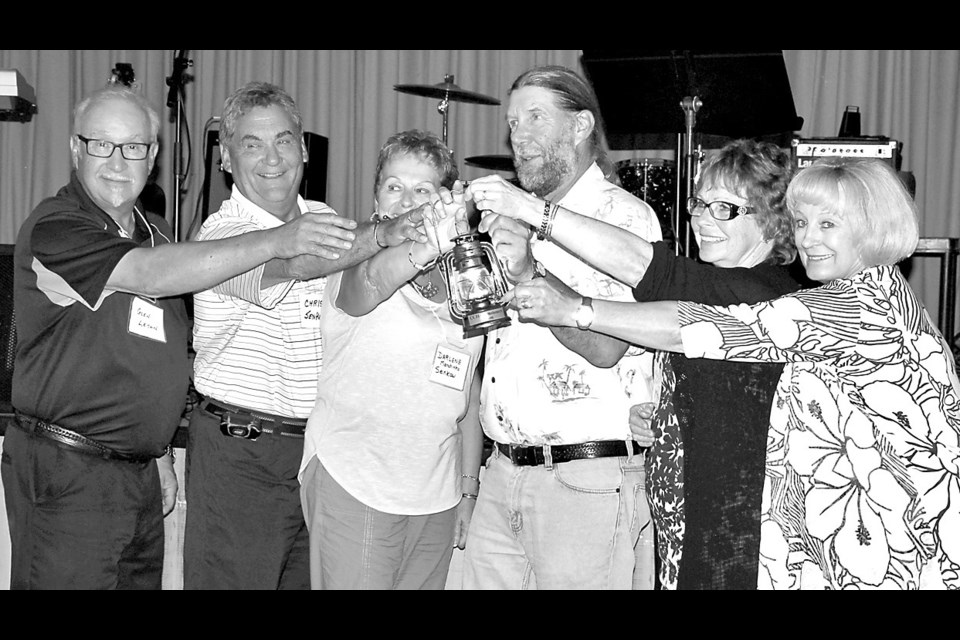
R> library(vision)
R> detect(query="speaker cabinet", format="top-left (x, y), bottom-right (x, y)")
top-left (0, 244), bottom-right (15, 414)
top-left (200, 129), bottom-right (329, 221)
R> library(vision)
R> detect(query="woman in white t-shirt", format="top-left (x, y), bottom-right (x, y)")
top-left (299, 130), bottom-right (484, 589)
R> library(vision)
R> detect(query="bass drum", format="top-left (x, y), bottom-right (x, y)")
top-left (616, 158), bottom-right (677, 248)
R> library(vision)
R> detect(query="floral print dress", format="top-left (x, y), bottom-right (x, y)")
top-left (678, 264), bottom-right (960, 589)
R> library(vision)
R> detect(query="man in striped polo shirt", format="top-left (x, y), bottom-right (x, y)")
top-left (184, 82), bottom-right (422, 589)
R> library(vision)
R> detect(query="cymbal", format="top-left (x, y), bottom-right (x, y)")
top-left (465, 155), bottom-right (515, 172)
top-left (394, 75), bottom-right (500, 106)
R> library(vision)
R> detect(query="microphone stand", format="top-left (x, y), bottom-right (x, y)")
top-left (166, 50), bottom-right (192, 241)
top-left (678, 95), bottom-right (702, 258)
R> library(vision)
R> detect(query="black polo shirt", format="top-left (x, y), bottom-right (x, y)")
top-left (12, 172), bottom-right (190, 458)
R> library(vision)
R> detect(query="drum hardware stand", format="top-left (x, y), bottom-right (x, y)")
top-left (580, 50), bottom-right (804, 259)
top-left (678, 95), bottom-right (703, 258)
top-left (394, 74), bottom-right (500, 150)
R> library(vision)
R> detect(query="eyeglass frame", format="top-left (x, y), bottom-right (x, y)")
top-left (75, 134), bottom-right (154, 161)
top-left (685, 196), bottom-right (755, 221)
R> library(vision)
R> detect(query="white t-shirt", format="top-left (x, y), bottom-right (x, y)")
top-left (301, 271), bottom-right (484, 515)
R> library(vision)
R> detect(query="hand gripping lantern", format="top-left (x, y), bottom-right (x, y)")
top-left (437, 233), bottom-right (511, 338)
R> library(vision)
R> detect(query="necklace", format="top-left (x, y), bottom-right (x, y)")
top-left (410, 273), bottom-right (441, 299)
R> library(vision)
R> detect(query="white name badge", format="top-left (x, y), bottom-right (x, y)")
top-left (128, 297), bottom-right (166, 343)
top-left (301, 293), bottom-right (322, 328)
top-left (430, 344), bottom-right (470, 391)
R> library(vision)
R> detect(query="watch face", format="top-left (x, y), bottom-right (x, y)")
top-left (574, 299), bottom-right (594, 329)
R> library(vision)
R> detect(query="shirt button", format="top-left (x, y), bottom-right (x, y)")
top-left (490, 377), bottom-right (496, 383)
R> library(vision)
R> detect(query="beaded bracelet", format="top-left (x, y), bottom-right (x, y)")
top-left (461, 474), bottom-right (480, 484)
top-left (545, 203), bottom-right (559, 239)
top-left (537, 200), bottom-right (552, 240)
top-left (461, 493), bottom-right (479, 500)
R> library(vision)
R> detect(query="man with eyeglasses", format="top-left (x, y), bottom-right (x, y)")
top-left (2, 84), bottom-right (360, 590)
top-left (494, 139), bottom-right (806, 589)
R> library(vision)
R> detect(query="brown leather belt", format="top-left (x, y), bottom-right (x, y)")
top-left (13, 412), bottom-right (156, 463)
top-left (496, 439), bottom-right (641, 467)
top-left (200, 398), bottom-right (307, 440)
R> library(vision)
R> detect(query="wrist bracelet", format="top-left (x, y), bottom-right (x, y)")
top-left (461, 474), bottom-right (480, 483)
top-left (373, 219), bottom-right (389, 249)
top-left (407, 245), bottom-right (435, 272)
top-left (461, 493), bottom-right (479, 500)
top-left (545, 203), bottom-right (559, 239)
top-left (537, 200), bottom-right (552, 240)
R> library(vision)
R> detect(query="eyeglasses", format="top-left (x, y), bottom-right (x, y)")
top-left (76, 135), bottom-right (152, 161)
top-left (686, 196), bottom-right (754, 221)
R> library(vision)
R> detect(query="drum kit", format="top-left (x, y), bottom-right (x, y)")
top-left (394, 75), bottom-right (514, 175)
top-left (615, 158), bottom-right (678, 248)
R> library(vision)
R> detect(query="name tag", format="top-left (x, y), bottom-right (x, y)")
top-left (128, 297), bottom-right (166, 343)
top-left (301, 293), bottom-right (322, 328)
top-left (429, 344), bottom-right (470, 391)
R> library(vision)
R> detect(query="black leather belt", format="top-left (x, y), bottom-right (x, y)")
top-left (496, 439), bottom-right (641, 467)
top-left (12, 412), bottom-right (156, 463)
top-left (200, 398), bottom-right (307, 440)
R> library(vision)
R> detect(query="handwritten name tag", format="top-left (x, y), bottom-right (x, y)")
top-left (301, 294), bottom-right (322, 328)
top-left (128, 296), bottom-right (166, 343)
top-left (429, 344), bottom-right (470, 391)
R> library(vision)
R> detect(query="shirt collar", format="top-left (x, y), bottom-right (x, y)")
top-left (228, 184), bottom-right (308, 229)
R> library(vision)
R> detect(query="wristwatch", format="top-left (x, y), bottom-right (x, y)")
top-left (572, 296), bottom-right (595, 330)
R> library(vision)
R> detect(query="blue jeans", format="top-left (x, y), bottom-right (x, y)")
top-left (463, 444), bottom-right (653, 590)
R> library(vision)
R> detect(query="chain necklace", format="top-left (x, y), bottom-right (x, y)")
top-left (410, 272), bottom-right (441, 300)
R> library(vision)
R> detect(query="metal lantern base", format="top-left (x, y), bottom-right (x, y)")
top-left (462, 303), bottom-right (511, 338)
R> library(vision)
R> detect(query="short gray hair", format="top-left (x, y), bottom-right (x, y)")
top-left (73, 85), bottom-right (160, 140)
top-left (219, 81), bottom-right (303, 145)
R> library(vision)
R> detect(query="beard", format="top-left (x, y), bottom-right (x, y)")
top-left (514, 126), bottom-right (577, 196)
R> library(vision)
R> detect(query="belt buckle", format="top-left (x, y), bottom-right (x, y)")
top-left (219, 411), bottom-right (263, 440)
top-left (509, 444), bottom-right (534, 466)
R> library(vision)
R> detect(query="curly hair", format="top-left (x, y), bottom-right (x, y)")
top-left (697, 139), bottom-right (797, 265)
top-left (373, 129), bottom-right (458, 197)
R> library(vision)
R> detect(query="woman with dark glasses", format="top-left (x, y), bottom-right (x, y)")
top-left (490, 139), bottom-right (803, 589)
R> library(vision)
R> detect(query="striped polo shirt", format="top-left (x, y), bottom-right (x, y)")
top-left (192, 186), bottom-right (331, 419)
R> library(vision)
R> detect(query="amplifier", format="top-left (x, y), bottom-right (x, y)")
top-left (792, 136), bottom-right (901, 169)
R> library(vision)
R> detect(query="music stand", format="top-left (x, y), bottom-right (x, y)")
top-left (581, 50), bottom-right (803, 256)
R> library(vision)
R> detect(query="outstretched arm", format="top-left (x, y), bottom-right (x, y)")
top-left (505, 275), bottom-right (682, 353)
top-left (482, 211), bottom-right (631, 368)
top-left (338, 184), bottom-right (469, 316)
top-left (108, 209), bottom-right (358, 298)
top-left (260, 204), bottom-right (427, 288)
top-left (471, 173), bottom-right (653, 286)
